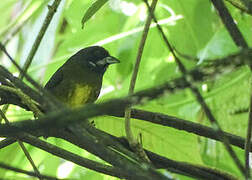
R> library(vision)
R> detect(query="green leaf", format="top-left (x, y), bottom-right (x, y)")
top-left (81, 0), bottom-right (108, 28)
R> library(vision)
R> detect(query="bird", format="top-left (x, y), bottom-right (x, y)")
top-left (44, 46), bottom-right (120, 109)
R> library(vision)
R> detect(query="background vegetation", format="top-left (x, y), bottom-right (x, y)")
top-left (0, 0), bottom-right (252, 179)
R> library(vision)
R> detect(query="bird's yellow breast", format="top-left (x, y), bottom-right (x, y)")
top-left (67, 84), bottom-right (93, 108)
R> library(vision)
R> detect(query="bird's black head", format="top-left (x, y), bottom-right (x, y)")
top-left (72, 46), bottom-right (120, 74)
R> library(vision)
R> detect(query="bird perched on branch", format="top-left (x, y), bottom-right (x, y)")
top-left (44, 46), bottom-right (120, 109)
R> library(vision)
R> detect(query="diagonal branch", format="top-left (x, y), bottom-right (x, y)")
top-left (0, 110), bottom-right (42, 180)
top-left (210, 1), bottom-right (252, 178)
top-left (211, 0), bottom-right (248, 48)
top-left (20, 0), bottom-right (62, 79)
top-left (143, 0), bottom-right (246, 176)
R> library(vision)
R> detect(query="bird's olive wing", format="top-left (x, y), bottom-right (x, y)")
top-left (44, 68), bottom-right (63, 90)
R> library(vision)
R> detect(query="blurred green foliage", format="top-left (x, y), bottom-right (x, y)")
top-left (0, 0), bottom-right (251, 179)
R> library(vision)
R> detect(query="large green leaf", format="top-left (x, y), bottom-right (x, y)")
top-left (81, 0), bottom-right (108, 28)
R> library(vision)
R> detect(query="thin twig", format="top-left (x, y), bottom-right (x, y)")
top-left (0, 162), bottom-right (59, 180)
top-left (143, 0), bottom-right (246, 176)
top-left (245, 80), bottom-right (252, 178)
top-left (20, 0), bottom-right (62, 79)
top-left (0, 104), bottom-right (9, 124)
top-left (0, 110), bottom-right (42, 180)
top-left (125, 0), bottom-right (158, 163)
top-left (0, 138), bottom-right (17, 149)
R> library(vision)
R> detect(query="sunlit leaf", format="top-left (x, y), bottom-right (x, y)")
top-left (81, 0), bottom-right (108, 28)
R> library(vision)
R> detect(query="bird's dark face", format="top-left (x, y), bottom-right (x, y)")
top-left (73, 46), bottom-right (120, 74)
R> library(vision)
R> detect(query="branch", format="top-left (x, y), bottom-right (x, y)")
top-left (34, 130), bottom-right (170, 180)
top-left (0, 107), bottom-right (170, 179)
top-left (0, 104), bottom-right (42, 179)
top-left (0, 110), bottom-right (241, 179)
top-left (0, 85), bottom-right (42, 117)
top-left (17, 133), bottom-right (130, 179)
top-left (144, 0), bottom-right (246, 175)
top-left (145, 149), bottom-right (237, 180)
top-left (55, 125), bottom-right (237, 180)
top-left (0, 56), bottom-right (43, 105)
top-left (0, 44), bottom-right (60, 112)
top-left (0, 107), bottom-right (251, 151)
top-left (2, 124), bottom-right (235, 179)
top-left (109, 108), bottom-right (250, 150)
top-left (0, 138), bottom-right (16, 149)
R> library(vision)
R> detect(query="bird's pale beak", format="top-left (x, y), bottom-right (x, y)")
top-left (97, 56), bottom-right (120, 66)
top-left (105, 56), bottom-right (120, 64)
